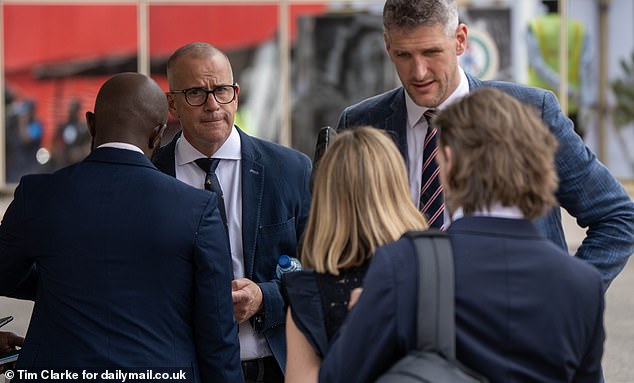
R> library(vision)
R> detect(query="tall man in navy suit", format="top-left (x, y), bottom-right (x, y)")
top-left (0, 73), bottom-right (242, 383)
top-left (320, 87), bottom-right (605, 383)
top-left (336, 0), bottom-right (634, 287)
top-left (154, 42), bottom-right (312, 383)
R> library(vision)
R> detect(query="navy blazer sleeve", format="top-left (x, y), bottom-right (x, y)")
top-left (0, 177), bottom-right (38, 299)
top-left (319, 241), bottom-right (415, 383)
top-left (539, 90), bottom-right (634, 287)
top-left (193, 196), bottom-right (243, 383)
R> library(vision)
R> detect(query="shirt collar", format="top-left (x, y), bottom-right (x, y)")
top-left (405, 66), bottom-right (470, 128)
top-left (176, 125), bottom-right (241, 165)
top-left (451, 203), bottom-right (525, 223)
top-left (97, 142), bottom-right (144, 154)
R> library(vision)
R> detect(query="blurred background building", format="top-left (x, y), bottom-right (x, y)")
top-left (1, 3), bottom-right (633, 382)
top-left (0, 0), bottom-right (633, 185)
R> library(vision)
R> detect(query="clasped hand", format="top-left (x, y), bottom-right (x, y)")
top-left (232, 278), bottom-right (263, 324)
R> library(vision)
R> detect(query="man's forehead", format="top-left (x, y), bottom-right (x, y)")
top-left (387, 23), bottom-right (446, 38)
top-left (173, 56), bottom-right (233, 83)
top-left (387, 25), bottom-right (452, 48)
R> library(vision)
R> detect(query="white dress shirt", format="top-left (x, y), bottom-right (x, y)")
top-left (450, 203), bottom-right (525, 225)
top-left (174, 126), bottom-right (271, 360)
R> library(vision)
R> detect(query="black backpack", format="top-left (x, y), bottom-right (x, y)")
top-left (375, 231), bottom-right (489, 383)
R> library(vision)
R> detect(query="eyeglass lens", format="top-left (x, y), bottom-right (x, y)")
top-left (185, 86), bottom-right (235, 106)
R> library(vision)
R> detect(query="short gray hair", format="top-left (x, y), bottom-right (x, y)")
top-left (383, 0), bottom-right (459, 37)
top-left (166, 42), bottom-right (230, 88)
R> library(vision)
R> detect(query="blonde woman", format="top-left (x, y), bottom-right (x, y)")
top-left (283, 126), bottom-right (427, 383)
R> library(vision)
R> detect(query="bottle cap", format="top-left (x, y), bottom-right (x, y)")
top-left (278, 254), bottom-right (291, 268)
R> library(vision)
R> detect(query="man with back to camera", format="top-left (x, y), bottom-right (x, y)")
top-left (153, 42), bottom-right (312, 383)
top-left (336, 0), bottom-right (634, 288)
top-left (0, 72), bottom-right (242, 382)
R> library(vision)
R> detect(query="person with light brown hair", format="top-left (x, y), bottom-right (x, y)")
top-left (283, 126), bottom-right (427, 383)
top-left (319, 87), bottom-right (605, 383)
top-left (435, 87), bottom-right (558, 220)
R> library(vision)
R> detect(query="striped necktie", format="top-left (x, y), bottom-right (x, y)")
top-left (419, 109), bottom-right (444, 230)
top-left (194, 158), bottom-right (228, 231)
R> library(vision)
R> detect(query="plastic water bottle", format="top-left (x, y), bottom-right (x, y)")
top-left (276, 254), bottom-right (302, 279)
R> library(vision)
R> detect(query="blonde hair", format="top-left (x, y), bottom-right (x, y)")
top-left (301, 126), bottom-right (427, 275)
top-left (435, 88), bottom-right (559, 219)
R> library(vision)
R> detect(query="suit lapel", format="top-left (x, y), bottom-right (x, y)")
top-left (386, 89), bottom-right (409, 166)
top-left (466, 72), bottom-right (482, 91)
top-left (238, 129), bottom-right (263, 277)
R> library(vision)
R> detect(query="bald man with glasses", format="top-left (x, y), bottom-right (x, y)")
top-left (154, 42), bottom-right (312, 383)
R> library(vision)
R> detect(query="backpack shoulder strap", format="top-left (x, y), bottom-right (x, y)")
top-left (405, 230), bottom-right (455, 359)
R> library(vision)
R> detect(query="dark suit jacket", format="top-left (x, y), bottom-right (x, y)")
top-left (153, 128), bottom-right (312, 371)
top-left (336, 74), bottom-right (634, 287)
top-left (320, 216), bottom-right (605, 383)
top-left (0, 147), bottom-right (243, 383)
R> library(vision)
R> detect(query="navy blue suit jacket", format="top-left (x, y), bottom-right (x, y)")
top-left (0, 148), bottom-right (242, 383)
top-left (336, 74), bottom-right (634, 287)
top-left (153, 128), bottom-right (312, 371)
top-left (320, 217), bottom-right (605, 383)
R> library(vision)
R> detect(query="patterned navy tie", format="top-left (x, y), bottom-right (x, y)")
top-left (419, 109), bottom-right (444, 230)
top-left (194, 158), bottom-right (228, 231)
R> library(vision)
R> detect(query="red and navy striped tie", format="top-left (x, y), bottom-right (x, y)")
top-left (419, 109), bottom-right (444, 230)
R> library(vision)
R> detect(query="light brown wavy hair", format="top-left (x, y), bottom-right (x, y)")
top-left (301, 126), bottom-right (427, 275)
top-left (435, 87), bottom-right (559, 220)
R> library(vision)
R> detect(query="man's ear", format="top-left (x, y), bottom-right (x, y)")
top-left (85, 111), bottom-right (96, 138)
top-left (166, 93), bottom-right (179, 119)
top-left (149, 123), bottom-right (167, 149)
top-left (455, 23), bottom-right (468, 56)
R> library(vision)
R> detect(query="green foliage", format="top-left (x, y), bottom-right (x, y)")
top-left (611, 51), bottom-right (634, 128)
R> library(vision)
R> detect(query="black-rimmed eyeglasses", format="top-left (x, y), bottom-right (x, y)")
top-left (168, 84), bottom-right (237, 106)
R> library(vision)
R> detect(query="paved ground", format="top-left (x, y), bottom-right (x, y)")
top-left (0, 197), bottom-right (632, 382)
top-left (560, 204), bottom-right (634, 383)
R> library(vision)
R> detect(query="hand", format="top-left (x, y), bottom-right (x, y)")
top-left (0, 331), bottom-right (24, 353)
top-left (348, 288), bottom-right (363, 310)
top-left (232, 278), bottom-right (263, 324)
